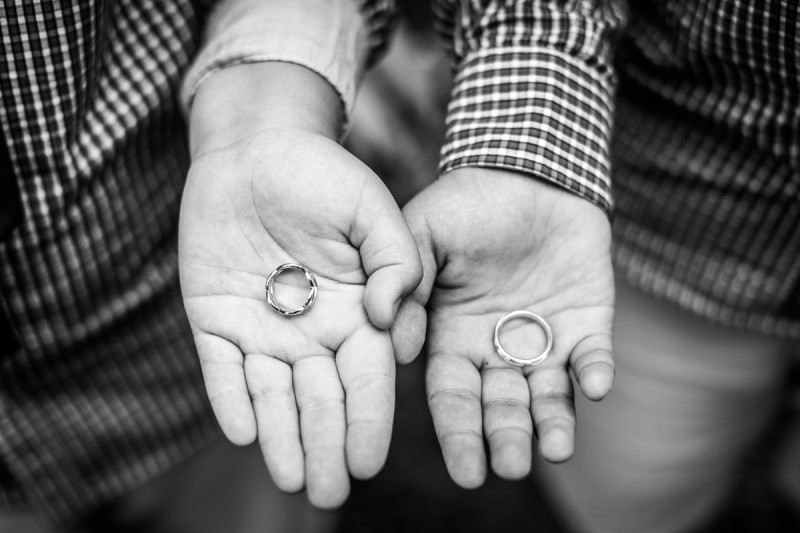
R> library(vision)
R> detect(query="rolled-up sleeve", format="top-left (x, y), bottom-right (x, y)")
top-left (433, 1), bottom-right (627, 216)
top-left (181, 0), bottom-right (397, 130)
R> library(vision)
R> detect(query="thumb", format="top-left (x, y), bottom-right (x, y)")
top-left (388, 198), bottom-right (438, 364)
top-left (352, 184), bottom-right (423, 331)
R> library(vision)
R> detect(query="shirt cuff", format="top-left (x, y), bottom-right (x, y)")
top-left (439, 46), bottom-right (615, 217)
top-left (180, 0), bottom-right (369, 133)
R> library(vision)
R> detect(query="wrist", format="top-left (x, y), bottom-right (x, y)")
top-left (189, 62), bottom-right (343, 157)
top-left (441, 166), bottom-right (609, 218)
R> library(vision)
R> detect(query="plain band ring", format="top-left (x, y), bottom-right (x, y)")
top-left (493, 310), bottom-right (553, 367)
top-left (266, 263), bottom-right (318, 316)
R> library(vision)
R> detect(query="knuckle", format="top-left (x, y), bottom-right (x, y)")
top-left (200, 355), bottom-right (241, 372)
top-left (537, 414), bottom-right (577, 429)
top-left (344, 372), bottom-right (393, 392)
top-left (208, 388), bottom-right (248, 403)
top-left (437, 427), bottom-right (483, 442)
top-left (428, 388), bottom-right (481, 405)
top-left (249, 387), bottom-right (293, 404)
top-left (485, 424), bottom-right (532, 440)
top-left (530, 390), bottom-right (574, 403)
top-left (483, 397), bottom-right (529, 410)
top-left (298, 396), bottom-right (345, 413)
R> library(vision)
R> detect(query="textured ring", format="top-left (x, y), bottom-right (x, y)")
top-left (265, 263), bottom-right (318, 316)
top-left (493, 310), bottom-right (553, 367)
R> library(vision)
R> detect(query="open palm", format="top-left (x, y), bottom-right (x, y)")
top-left (394, 168), bottom-right (615, 487)
top-left (179, 127), bottom-right (421, 507)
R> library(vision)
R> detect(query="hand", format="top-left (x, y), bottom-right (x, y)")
top-left (392, 167), bottom-right (615, 487)
top-left (179, 64), bottom-right (422, 507)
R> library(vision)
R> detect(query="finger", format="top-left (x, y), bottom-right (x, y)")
top-left (390, 201), bottom-right (437, 364)
top-left (193, 332), bottom-right (256, 445)
top-left (390, 297), bottom-right (427, 364)
top-left (245, 355), bottom-right (304, 493)
top-left (571, 333), bottom-right (615, 401)
top-left (336, 326), bottom-right (395, 479)
top-left (526, 364), bottom-right (576, 463)
top-left (482, 367), bottom-right (533, 480)
top-left (426, 351), bottom-right (486, 488)
top-left (293, 356), bottom-right (349, 508)
top-left (352, 186), bottom-right (423, 330)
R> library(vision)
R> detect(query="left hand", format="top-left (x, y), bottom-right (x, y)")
top-left (178, 63), bottom-right (422, 507)
top-left (392, 167), bottom-right (616, 487)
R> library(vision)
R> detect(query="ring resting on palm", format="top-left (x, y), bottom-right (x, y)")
top-left (493, 310), bottom-right (553, 366)
top-left (266, 263), bottom-right (318, 316)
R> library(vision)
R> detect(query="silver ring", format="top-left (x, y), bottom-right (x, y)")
top-left (493, 310), bottom-right (553, 367)
top-left (266, 263), bottom-right (318, 316)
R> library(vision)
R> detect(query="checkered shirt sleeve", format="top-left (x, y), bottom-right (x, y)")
top-left (432, 0), bottom-right (628, 216)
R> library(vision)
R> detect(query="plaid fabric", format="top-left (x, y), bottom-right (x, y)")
top-left (611, 0), bottom-right (800, 337)
top-left (432, 1), bottom-right (626, 215)
top-left (0, 0), bottom-right (219, 524)
top-left (0, 131), bottom-right (21, 242)
top-left (0, 0), bottom-right (395, 525)
top-left (431, 0), bottom-right (800, 337)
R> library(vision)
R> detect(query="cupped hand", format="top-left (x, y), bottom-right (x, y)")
top-left (392, 167), bottom-right (615, 488)
top-left (179, 110), bottom-right (421, 507)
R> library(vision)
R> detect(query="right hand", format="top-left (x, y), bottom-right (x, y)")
top-left (392, 168), bottom-right (615, 487)
top-left (178, 63), bottom-right (422, 508)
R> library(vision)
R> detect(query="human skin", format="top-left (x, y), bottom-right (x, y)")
top-left (392, 167), bottom-right (616, 486)
top-left (178, 62), bottom-right (422, 508)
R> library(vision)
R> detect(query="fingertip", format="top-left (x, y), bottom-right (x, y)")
top-left (347, 452), bottom-right (387, 481)
top-left (578, 361), bottom-right (615, 401)
top-left (263, 441), bottom-right (305, 493)
top-left (363, 273), bottom-right (401, 330)
top-left (448, 461), bottom-right (486, 490)
top-left (305, 448), bottom-right (350, 509)
top-left (220, 415), bottom-right (258, 447)
top-left (572, 337), bottom-right (614, 401)
top-left (364, 300), bottom-right (393, 331)
top-left (493, 463), bottom-right (531, 481)
top-left (346, 424), bottom-right (391, 480)
top-left (442, 437), bottom-right (487, 489)
top-left (213, 397), bottom-right (257, 446)
top-left (390, 299), bottom-right (427, 365)
top-left (490, 441), bottom-right (532, 481)
top-left (272, 467), bottom-right (305, 494)
top-left (538, 423), bottom-right (575, 463)
top-left (306, 476), bottom-right (350, 510)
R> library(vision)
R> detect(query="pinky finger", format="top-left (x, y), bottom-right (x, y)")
top-left (193, 332), bottom-right (256, 446)
top-left (570, 334), bottom-right (615, 401)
